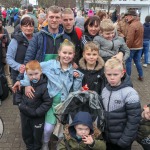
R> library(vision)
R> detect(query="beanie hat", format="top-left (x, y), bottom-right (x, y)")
top-left (88, 10), bottom-right (94, 17)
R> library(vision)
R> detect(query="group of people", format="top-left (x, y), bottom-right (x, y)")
top-left (0, 4), bottom-right (150, 150)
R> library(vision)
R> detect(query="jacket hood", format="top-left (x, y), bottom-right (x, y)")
top-left (68, 112), bottom-right (94, 139)
top-left (79, 56), bottom-right (104, 71)
top-left (106, 73), bottom-right (133, 91)
top-left (40, 25), bottom-right (64, 37)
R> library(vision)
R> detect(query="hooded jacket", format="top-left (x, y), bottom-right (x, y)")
top-left (102, 74), bottom-right (141, 148)
top-left (143, 23), bottom-right (150, 40)
top-left (57, 111), bottom-right (106, 150)
top-left (93, 31), bottom-right (130, 61)
top-left (15, 74), bottom-right (52, 118)
top-left (23, 25), bottom-right (71, 64)
top-left (78, 56), bottom-right (105, 94)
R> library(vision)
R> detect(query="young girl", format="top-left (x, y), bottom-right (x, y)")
top-left (78, 41), bottom-right (105, 95)
top-left (13, 40), bottom-right (83, 150)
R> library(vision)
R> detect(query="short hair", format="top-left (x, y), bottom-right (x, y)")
top-left (25, 60), bottom-right (42, 72)
top-left (104, 58), bottom-right (123, 71)
top-left (38, 13), bottom-right (46, 20)
top-left (100, 19), bottom-right (115, 32)
top-left (84, 16), bottom-right (100, 33)
top-left (58, 39), bottom-right (75, 52)
top-left (83, 41), bottom-right (99, 52)
top-left (145, 16), bottom-right (150, 23)
top-left (46, 5), bottom-right (61, 14)
top-left (21, 16), bottom-right (34, 26)
top-left (27, 4), bottom-right (33, 12)
top-left (62, 8), bottom-right (74, 16)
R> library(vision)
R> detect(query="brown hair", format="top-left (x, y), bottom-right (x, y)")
top-left (84, 16), bottom-right (100, 33)
top-left (25, 60), bottom-right (42, 72)
top-left (96, 10), bottom-right (107, 22)
top-left (100, 19), bottom-right (115, 32)
top-left (21, 16), bottom-right (34, 26)
top-left (46, 5), bottom-right (61, 14)
top-left (83, 41), bottom-right (99, 52)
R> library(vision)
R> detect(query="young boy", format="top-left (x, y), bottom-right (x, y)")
top-left (102, 58), bottom-right (141, 150)
top-left (15, 60), bottom-right (53, 150)
top-left (93, 19), bottom-right (130, 62)
top-left (57, 111), bottom-right (106, 150)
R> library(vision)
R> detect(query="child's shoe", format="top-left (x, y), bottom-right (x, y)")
top-left (42, 142), bottom-right (49, 150)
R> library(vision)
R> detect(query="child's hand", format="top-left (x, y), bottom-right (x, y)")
top-left (112, 52), bottom-right (123, 62)
top-left (142, 105), bottom-right (150, 120)
top-left (82, 135), bottom-right (94, 145)
top-left (25, 86), bottom-right (35, 99)
top-left (12, 81), bottom-right (21, 93)
top-left (73, 72), bottom-right (80, 78)
top-left (19, 64), bottom-right (25, 73)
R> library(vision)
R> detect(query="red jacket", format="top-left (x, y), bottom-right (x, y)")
top-left (2, 10), bottom-right (7, 18)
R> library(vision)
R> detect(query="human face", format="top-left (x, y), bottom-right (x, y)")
top-left (21, 24), bottom-right (34, 36)
top-left (75, 124), bottom-right (90, 138)
top-left (58, 46), bottom-right (75, 66)
top-left (83, 49), bottom-right (99, 67)
top-left (101, 30), bottom-right (115, 41)
top-left (47, 11), bottom-right (61, 31)
top-left (38, 17), bottom-right (44, 24)
top-left (88, 22), bottom-right (100, 36)
top-left (62, 14), bottom-right (75, 33)
top-left (26, 69), bottom-right (42, 82)
top-left (105, 67), bottom-right (124, 87)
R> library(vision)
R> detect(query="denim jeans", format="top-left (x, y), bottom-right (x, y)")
top-left (143, 40), bottom-right (150, 64)
top-left (126, 49), bottom-right (143, 77)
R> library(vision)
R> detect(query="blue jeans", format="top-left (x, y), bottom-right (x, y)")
top-left (126, 49), bottom-right (143, 77)
top-left (143, 40), bottom-right (150, 64)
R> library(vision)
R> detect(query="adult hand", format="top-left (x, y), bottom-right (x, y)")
top-left (25, 86), bottom-right (35, 99)
top-left (12, 81), bottom-right (21, 93)
top-left (142, 105), bottom-right (150, 120)
top-left (112, 52), bottom-right (123, 62)
top-left (19, 64), bottom-right (25, 73)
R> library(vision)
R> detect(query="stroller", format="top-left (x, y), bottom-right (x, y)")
top-left (53, 90), bottom-right (105, 138)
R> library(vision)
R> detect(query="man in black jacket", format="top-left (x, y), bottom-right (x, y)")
top-left (15, 60), bottom-right (52, 150)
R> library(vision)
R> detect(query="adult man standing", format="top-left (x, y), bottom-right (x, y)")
top-left (125, 10), bottom-right (144, 81)
top-left (26, 5), bottom-right (38, 32)
top-left (61, 8), bottom-right (82, 64)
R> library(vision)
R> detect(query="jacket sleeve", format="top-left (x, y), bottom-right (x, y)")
top-left (57, 139), bottom-right (67, 150)
top-left (117, 90), bottom-right (141, 148)
top-left (126, 25), bottom-right (135, 48)
top-left (14, 88), bottom-right (23, 105)
top-left (20, 72), bottom-right (31, 86)
top-left (24, 33), bottom-right (39, 64)
top-left (119, 38), bottom-right (130, 61)
top-left (35, 87), bottom-right (53, 117)
top-left (73, 70), bottom-right (84, 91)
top-left (89, 139), bottom-right (106, 150)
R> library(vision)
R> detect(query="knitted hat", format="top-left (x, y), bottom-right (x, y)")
top-left (88, 10), bottom-right (94, 17)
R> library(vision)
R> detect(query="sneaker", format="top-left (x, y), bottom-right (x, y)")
top-left (138, 76), bottom-right (143, 81)
top-left (143, 64), bottom-right (147, 67)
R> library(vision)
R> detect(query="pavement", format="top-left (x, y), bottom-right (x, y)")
top-left (0, 26), bottom-right (149, 150)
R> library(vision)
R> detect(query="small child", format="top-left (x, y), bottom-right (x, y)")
top-left (15, 60), bottom-right (52, 150)
top-left (78, 41), bottom-right (105, 94)
top-left (102, 58), bottom-right (141, 150)
top-left (57, 111), bottom-right (106, 150)
top-left (93, 19), bottom-right (130, 62)
top-left (137, 104), bottom-right (150, 150)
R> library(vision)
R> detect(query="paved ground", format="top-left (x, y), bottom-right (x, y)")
top-left (0, 26), bottom-right (149, 150)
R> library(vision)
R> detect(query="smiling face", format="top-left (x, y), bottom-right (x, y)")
top-left (105, 67), bottom-right (124, 87)
top-left (83, 49), bottom-right (99, 67)
top-left (101, 30), bottom-right (115, 41)
top-left (58, 45), bottom-right (75, 66)
top-left (21, 24), bottom-right (34, 36)
top-left (88, 22), bottom-right (100, 36)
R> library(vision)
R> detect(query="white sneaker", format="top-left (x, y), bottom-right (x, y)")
top-left (143, 64), bottom-right (147, 67)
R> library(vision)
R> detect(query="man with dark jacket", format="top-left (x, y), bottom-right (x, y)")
top-left (61, 8), bottom-right (82, 65)
top-left (125, 10), bottom-right (144, 81)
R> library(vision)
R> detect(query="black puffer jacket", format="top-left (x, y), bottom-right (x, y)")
top-left (15, 74), bottom-right (52, 117)
top-left (102, 74), bottom-right (141, 148)
top-left (78, 56), bottom-right (105, 95)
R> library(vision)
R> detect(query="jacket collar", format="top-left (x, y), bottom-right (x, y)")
top-left (79, 56), bottom-right (104, 71)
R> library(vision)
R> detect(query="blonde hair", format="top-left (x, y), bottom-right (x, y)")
top-left (105, 58), bottom-right (123, 71)
top-left (25, 60), bottom-right (42, 72)
top-left (84, 41), bottom-right (99, 52)
top-left (46, 5), bottom-right (61, 14)
top-left (62, 8), bottom-right (74, 16)
top-left (100, 19), bottom-right (115, 32)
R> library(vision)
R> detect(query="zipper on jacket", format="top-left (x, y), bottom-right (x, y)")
top-left (107, 89), bottom-right (112, 111)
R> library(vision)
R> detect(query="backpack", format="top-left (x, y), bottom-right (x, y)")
top-left (54, 91), bottom-right (105, 138)
top-left (75, 27), bottom-right (82, 40)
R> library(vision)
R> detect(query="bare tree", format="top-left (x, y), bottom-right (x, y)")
top-left (0, 0), bottom-right (21, 8)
